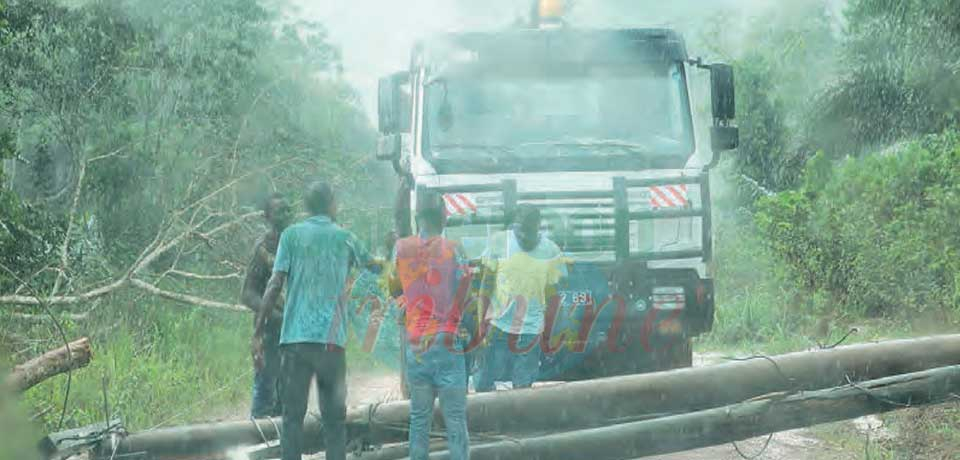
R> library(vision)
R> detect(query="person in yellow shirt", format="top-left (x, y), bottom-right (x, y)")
top-left (475, 205), bottom-right (566, 391)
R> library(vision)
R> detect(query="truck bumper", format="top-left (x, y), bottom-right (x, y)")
top-left (539, 261), bottom-right (714, 380)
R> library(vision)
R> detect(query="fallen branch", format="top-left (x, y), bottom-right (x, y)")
top-left (129, 279), bottom-right (247, 312)
top-left (0, 280), bottom-right (127, 306)
top-left (0, 212), bottom-right (260, 308)
top-left (166, 270), bottom-right (242, 281)
top-left (6, 338), bottom-right (93, 393)
top-left (9, 311), bottom-right (91, 323)
top-left (130, 211), bottom-right (258, 276)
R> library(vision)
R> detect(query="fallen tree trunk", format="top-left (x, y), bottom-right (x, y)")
top-left (428, 364), bottom-right (960, 460)
top-left (111, 334), bottom-right (960, 459)
top-left (6, 337), bottom-right (92, 393)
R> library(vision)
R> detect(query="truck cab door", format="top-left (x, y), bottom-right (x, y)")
top-left (376, 71), bottom-right (412, 163)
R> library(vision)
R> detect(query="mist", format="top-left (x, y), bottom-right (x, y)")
top-left (10, 0), bottom-right (960, 459)
top-left (286, 0), bottom-right (847, 118)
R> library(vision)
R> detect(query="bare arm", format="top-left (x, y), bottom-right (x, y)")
top-left (240, 265), bottom-right (264, 314)
top-left (241, 238), bottom-right (272, 314)
top-left (255, 272), bottom-right (286, 338)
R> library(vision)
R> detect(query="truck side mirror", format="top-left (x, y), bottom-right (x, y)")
top-left (378, 72), bottom-right (411, 134)
top-left (376, 134), bottom-right (402, 162)
top-left (710, 64), bottom-right (735, 122)
top-left (709, 63), bottom-right (739, 152)
top-left (711, 126), bottom-right (739, 151)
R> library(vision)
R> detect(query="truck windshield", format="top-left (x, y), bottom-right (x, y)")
top-left (424, 63), bottom-right (694, 161)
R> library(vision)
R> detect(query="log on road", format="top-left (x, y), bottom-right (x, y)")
top-left (111, 334), bottom-right (960, 459)
top-left (6, 337), bottom-right (92, 393)
top-left (354, 334), bottom-right (960, 445)
top-left (429, 364), bottom-right (960, 460)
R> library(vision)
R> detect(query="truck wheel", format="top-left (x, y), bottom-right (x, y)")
top-left (655, 338), bottom-right (693, 371)
top-left (395, 179), bottom-right (412, 238)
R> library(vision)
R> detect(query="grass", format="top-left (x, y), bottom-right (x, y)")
top-left (810, 405), bottom-right (960, 460)
top-left (699, 213), bottom-right (815, 351)
top-left (15, 292), bottom-right (252, 432)
top-left (6, 285), bottom-right (394, 434)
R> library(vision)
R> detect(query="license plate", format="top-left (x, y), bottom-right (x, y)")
top-left (559, 290), bottom-right (593, 307)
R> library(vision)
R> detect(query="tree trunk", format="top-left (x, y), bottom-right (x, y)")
top-left (6, 337), bottom-right (92, 393)
top-left (428, 364), bottom-right (960, 460)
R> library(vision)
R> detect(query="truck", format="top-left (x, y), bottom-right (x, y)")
top-left (375, 0), bottom-right (738, 382)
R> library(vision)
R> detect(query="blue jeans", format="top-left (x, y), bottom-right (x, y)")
top-left (474, 329), bottom-right (540, 392)
top-left (405, 333), bottom-right (469, 460)
top-left (251, 331), bottom-right (282, 418)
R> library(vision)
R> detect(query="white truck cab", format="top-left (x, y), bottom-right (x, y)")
top-left (376, 9), bottom-right (738, 379)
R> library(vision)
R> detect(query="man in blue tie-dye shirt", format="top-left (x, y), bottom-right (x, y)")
top-left (254, 181), bottom-right (380, 460)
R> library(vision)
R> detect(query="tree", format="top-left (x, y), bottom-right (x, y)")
top-left (812, 0), bottom-right (960, 155)
top-left (0, 0), bottom-right (380, 310)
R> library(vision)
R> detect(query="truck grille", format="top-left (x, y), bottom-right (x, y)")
top-left (434, 176), bottom-right (711, 263)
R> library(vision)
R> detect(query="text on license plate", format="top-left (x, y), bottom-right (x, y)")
top-left (559, 290), bottom-right (593, 306)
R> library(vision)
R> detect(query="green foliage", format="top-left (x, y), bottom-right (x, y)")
top-left (732, 55), bottom-right (794, 194)
top-left (699, 1), bottom-right (838, 201)
top-left (812, 0), bottom-right (960, 155)
top-left (0, 0), bottom-right (387, 435)
top-left (0, 0), bottom-right (379, 269)
top-left (708, 211), bottom-right (809, 345)
top-left (0, 196), bottom-right (65, 292)
top-left (756, 132), bottom-right (960, 317)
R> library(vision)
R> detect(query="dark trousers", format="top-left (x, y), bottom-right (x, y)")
top-left (280, 343), bottom-right (347, 460)
top-left (251, 331), bottom-right (283, 418)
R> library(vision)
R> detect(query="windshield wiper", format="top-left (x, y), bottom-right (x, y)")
top-left (519, 139), bottom-right (654, 154)
top-left (433, 144), bottom-right (519, 160)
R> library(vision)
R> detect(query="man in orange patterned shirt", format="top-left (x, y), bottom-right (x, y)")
top-left (392, 205), bottom-right (470, 460)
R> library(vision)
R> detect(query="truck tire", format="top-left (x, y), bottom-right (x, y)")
top-left (395, 179), bottom-right (412, 238)
top-left (655, 338), bottom-right (693, 371)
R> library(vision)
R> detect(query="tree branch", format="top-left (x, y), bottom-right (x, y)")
top-left (0, 279), bottom-right (127, 306)
top-left (130, 211), bottom-right (258, 276)
top-left (50, 156), bottom-right (87, 297)
top-left (175, 159), bottom-right (295, 218)
top-left (9, 311), bottom-right (91, 323)
top-left (166, 270), bottom-right (242, 281)
top-left (129, 279), bottom-right (247, 312)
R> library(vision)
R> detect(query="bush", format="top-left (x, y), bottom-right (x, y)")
top-left (756, 131), bottom-right (960, 317)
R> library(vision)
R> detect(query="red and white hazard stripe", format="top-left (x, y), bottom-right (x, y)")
top-left (442, 193), bottom-right (478, 216)
top-left (650, 185), bottom-right (688, 209)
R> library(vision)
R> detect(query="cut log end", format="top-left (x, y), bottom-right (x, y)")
top-left (6, 337), bottom-right (93, 393)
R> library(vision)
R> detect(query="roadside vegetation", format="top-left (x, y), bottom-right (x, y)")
top-left (701, 1), bottom-right (960, 456)
top-left (703, 0), bottom-right (960, 349)
top-left (0, 0), bottom-right (389, 433)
